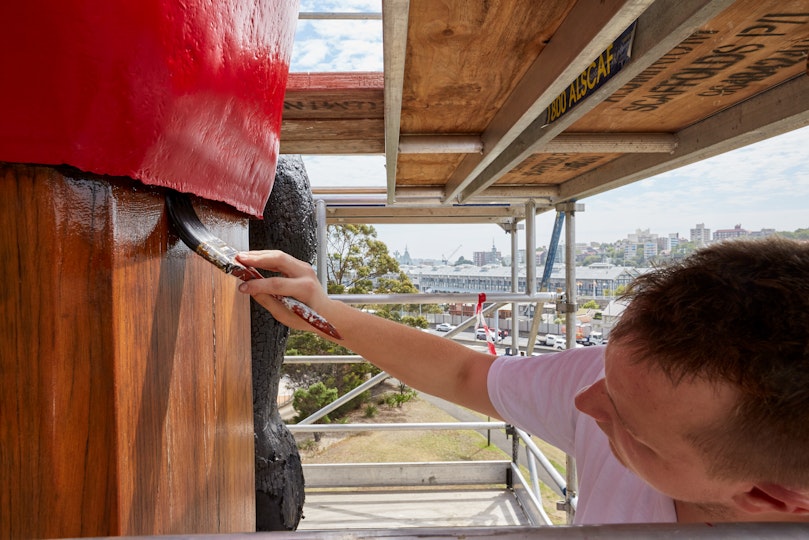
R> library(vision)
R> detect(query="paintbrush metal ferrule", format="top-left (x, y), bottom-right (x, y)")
top-left (194, 236), bottom-right (264, 280)
top-left (165, 191), bottom-right (342, 339)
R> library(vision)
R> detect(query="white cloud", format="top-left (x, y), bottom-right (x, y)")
top-left (291, 7), bottom-right (382, 72)
top-left (299, 0), bottom-right (380, 12)
top-left (304, 155), bottom-right (386, 187)
top-left (576, 126), bottom-right (809, 242)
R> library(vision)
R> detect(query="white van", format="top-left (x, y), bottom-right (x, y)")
top-left (584, 332), bottom-right (603, 346)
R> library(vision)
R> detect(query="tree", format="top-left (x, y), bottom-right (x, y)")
top-left (780, 228), bottom-right (809, 240)
top-left (581, 300), bottom-right (600, 310)
top-left (327, 224), bottom-right (400, 294)
top-left (670, 240), bottom-right (697, 259)
top-left (324, 224), bottom-right (441, 315)
top-left (292, 382), bottom-right (337, 424)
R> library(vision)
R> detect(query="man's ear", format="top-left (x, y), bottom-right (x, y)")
top-left (733, 483), bottom-right (809, 515)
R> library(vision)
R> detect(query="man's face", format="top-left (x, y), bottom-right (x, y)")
top-left (574, 339), bottom-right (743, 504)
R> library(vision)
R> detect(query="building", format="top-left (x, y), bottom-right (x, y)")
top-left (405, 262), bottom-right (645, 298)
top-left (668, 233), bottom-right (680, 251)
top-left (713, 224), bottom-right (749, 241)
top-left (750, 228), bottom-right (776, 238)
top-left (473, 243), bottom-right (502, 266)
top-left (690, 223), bottom-right (711, 246)
top-left (395, 246), bottom-right (414, 265)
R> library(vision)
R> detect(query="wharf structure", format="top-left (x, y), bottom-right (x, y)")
top-left (405, 262), bottom-right (642, 298)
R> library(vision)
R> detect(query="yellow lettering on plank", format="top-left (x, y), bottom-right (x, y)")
top-left (597, 54), bottom-right (608, 79)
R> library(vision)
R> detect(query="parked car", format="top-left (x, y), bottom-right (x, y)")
top-left (475, 328), bottom-right (502, 342)
top-left (555, 340), bottom-right (585, 350)
top-left (543, 334), bottom-right (558, 346)
top-left (436, 323), bottom-right (455, 332)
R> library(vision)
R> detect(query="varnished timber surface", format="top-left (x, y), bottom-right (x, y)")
top-left (0, 164), bottom-right (254, 538)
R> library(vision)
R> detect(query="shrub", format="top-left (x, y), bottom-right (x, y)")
top-left (364, 404), bottom-right (378, 418)
top-left (292, 382), bottom-right (338, 424)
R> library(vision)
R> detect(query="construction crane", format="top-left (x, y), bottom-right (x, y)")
top-left (442, 244), bottom-right (462, 265)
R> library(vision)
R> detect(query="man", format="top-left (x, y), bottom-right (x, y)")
top-left (236, 237), bottom-right (809, 524)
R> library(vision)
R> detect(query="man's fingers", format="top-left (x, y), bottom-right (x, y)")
top-left (237, 250), bottom-right (312, 277)
top-left (238, 274), bottom-right (287, 296)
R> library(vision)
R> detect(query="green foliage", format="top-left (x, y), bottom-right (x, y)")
top-left (670, 241), bottom-right (697, 259)
top-left (327, 224), bottom-right (400, 295)
top-left (776, 229), bottom-right (809, 240)
top-left (383, 388), bottom-right (417, 408)
top-left (292, 382), bottom-right (338, 423)
top-left (363, 404), bottom-right (378, 418)
top-left (580, 300), bottom-right (600, 310)
top-left (286, 330), bottom-right (352, 357)
top-left (400, 315), bottom-right (429, 328)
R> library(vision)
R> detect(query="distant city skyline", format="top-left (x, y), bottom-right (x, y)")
top-left (389, 221), bottom-right (787, 265)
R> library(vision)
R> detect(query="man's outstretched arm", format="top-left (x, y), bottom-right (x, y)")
top-left (237, 250), bottom-right (500, 418)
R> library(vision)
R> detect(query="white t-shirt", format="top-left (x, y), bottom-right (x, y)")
top-left (487, 347), bottom-right (677, 524)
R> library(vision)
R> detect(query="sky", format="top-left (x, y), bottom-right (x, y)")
top-left (290, 1), bottom-right (809, 262)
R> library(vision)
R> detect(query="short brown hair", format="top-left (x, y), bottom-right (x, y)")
top-left (610, 237), bottom-right (809, 486)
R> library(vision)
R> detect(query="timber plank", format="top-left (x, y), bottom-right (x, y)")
top-left (400, 0), bottom-right (574, 133)
top-left (502, 153), bottom-right (622, 185)
top-left (284, 72), bottom-right (384, 120)
top-left (571, 0), bottom-right (809, 132)
top-left (0, 165), bottom-right (119, 538)
top-left (0, 165), bottom-right (254, 538)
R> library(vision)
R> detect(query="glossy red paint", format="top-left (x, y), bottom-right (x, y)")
top-left (0, 0), bottom-right (299, 217)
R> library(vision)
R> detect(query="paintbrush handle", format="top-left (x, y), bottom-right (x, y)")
top-left (230, 261), bottom-right (342, 339)
top-left (274, 295), bottom-right (342, 340)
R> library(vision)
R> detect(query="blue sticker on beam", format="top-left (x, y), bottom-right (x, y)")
top-left (544, 21), bottom-right (637, 124)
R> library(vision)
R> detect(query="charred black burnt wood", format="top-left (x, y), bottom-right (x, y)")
top-left (249, 155), bottom-right (316, 531)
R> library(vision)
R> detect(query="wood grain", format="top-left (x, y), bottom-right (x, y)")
top-left (572, 0), bottom-right (809, 132)
top-left (0, 164), bottom-right (254, 538)
top-left (400, 0), bottom-right (573, 133)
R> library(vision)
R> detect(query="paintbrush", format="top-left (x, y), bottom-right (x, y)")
top-left (165, 191), bottom-right (342, 340)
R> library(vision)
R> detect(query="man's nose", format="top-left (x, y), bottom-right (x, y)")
top-left (574, 378), bottom-right (611, 423)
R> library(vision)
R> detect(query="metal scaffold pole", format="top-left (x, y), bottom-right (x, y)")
top-left (561, 201), bottom-right (583, 524)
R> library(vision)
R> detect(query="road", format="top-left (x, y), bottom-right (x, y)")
top-left (430, 327), bottom-right (559, 355)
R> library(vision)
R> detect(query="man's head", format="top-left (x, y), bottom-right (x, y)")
top-left (577, 237), bottom-right (809, 517)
